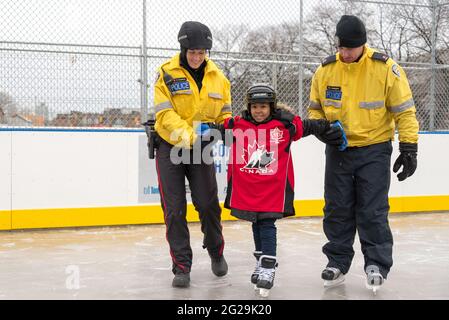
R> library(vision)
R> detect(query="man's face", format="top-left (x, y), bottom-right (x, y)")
top-left (186, 49), bottom-right (206, 69)
top-left (337, 45), bottom-right (365, 63)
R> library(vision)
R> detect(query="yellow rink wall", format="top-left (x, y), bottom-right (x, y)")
top-left (0, 195), bottom-right (448, 230)
top-left (0, 128), bottom-right (448, 231)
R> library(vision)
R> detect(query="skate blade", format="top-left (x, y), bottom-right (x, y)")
top-left (365, 283), bottom-right (381, 295)
top-left (323, 275), bottom-right (345, 288)
top-left (258, 288), bottom-right (270, 297)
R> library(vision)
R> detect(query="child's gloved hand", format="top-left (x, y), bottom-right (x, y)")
top-left (331, 120), bottom-right (348, 151)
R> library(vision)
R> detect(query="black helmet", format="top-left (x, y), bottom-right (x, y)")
top-left (246, 83), bottom-right (277, 111)
top-left (178, 21), bottom-right (213, 50)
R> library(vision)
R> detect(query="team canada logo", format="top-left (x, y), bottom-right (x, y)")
top-left (270, 127), bottom-right (285, 144)
top-left (241, 141), bottom-right (276, 174)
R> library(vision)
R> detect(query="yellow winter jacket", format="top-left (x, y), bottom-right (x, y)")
top-left (153, 54), bottom-right (232, 148)
top-left (308, 46), bottom-right (419, 147)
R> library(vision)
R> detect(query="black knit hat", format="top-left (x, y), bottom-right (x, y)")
top-left (335, 15), bottom-right (366, 48)
top-left (178, 21), bottom-right (213, 50)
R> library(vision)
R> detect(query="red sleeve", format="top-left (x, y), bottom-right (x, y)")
top-left (292, 116), bottom-right (303, 141)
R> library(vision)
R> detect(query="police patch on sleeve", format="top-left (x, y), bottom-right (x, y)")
top-left (392, 64), bottom-right (401, 78)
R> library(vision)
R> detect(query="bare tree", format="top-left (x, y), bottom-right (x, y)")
top-left (303, 1), bottom-right (375, 57)
top-left (393, 3), bottom-right (449, 63)
top-left (210, 1), bottom-right (449, 127)
top-left (371, 4), bottom-right (412, 61)
top-left (212, 24), bottom-right (251, 81)
top-left (382, 2), bottom-right (449, 130)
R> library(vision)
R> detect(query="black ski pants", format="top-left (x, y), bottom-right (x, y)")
top-left (155, 140), bottom-right (224, 274)
top-left (322, 141), bottom-right (394, 278)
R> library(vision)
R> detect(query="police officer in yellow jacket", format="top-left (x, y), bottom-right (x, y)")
top-left (153, 21), bottom-right (231, 288)
top-left (308, 15), bottom-right (419, 292)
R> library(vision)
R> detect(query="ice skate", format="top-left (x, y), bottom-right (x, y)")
top-left (365, 265), bottom-right (384, 295)
top-left (251, 251), bottom-right (263, 290)
top-left (322, 267), bottom-right (345, 288)
top-left (256, 255), bottom-right (277, 297)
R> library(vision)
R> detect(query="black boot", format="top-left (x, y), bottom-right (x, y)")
top-left (208, 245), bottom-right (228, 277)
top-left (211, 255), bottom-right (228, 277)
top-left (172, 271), bottom-right (190, 288)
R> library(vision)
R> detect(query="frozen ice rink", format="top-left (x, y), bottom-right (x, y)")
top-left (0, 212), bottom-right (448, 300)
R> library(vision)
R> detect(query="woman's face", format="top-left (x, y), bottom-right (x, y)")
top-left (186, 49), bottom-right (206, 69)
top-left (250, 103), bottom-right (271, 123)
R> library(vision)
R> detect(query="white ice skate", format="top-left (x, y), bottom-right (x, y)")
top-left (322, 267), bottom-right (345, 288)
top-left (255, 255), bottom-right (277, 297)
top-left (365, 265), bottom-right (384, 295)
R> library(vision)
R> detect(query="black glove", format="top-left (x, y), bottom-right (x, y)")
top-left (302, 119), bottom-right (331, 137)
top-left (315, 124), bottom-right (344, 146)
top-left (393, 142), bottom-right (417, 181)
top-left (272, 108), bottom-right (295, 122)
top-left (208, 123), bottom-right (225, 140)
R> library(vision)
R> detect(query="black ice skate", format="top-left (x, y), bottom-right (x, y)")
top-left (251, 251), bottom-right (263, 289)
top-left (256, 255), bottom-right (277, 297)
top-left (365, 265), bottom-right (384, 295)
top-left (322, 267), bottom-right (345, 288)
top-left (172, 271), bottom-right (190, 288)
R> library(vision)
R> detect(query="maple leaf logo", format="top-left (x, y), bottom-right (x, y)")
top-left (243, 141), bottom-right (275, 169)
top-left (270, 127), bottom-right (285, 144)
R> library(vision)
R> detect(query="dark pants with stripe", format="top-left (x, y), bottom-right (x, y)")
top-left (322, 141), bottom-right (393, 278)
top-left (156, 140), bottom-right (224, 275)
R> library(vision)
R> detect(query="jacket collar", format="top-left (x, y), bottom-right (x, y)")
top-left (165, 53), bottom-right (219, 75)
top-left (336, 45), bottom-right (373, 65)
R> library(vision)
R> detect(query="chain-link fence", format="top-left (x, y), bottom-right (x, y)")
top-left (1, 0), bottom-right (449, 130)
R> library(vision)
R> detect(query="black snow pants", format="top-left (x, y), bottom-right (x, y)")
top-left (322, 141), bottom-right (394, 278)
top-left (155, 139), bottom-right (224, 274)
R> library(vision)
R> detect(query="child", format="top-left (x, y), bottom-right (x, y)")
top-left (220, 83), bottom-right (342, 297)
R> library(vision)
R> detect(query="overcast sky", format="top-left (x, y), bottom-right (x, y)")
top-left (0, 0), bottom-right (314, 116)
top-left (0, 0), bottom-right (313, 47)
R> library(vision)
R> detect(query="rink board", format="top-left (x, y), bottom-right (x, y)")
top-left (0, 128), bottom-right (448, 230)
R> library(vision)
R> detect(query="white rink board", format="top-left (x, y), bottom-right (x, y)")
top-left (10, 130), bottom-right (138, 210)
top-left (294, 133), bottom-right (449, 199)
top-left (0, 131), bottom-right (11, 211)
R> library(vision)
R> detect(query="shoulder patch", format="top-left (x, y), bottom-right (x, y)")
top-left (371, 52), bottom-right (389, 63)
top-left (322, 55), bottom-right (337, 66)
top-left (392, 64), bottom-right (401, 78)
